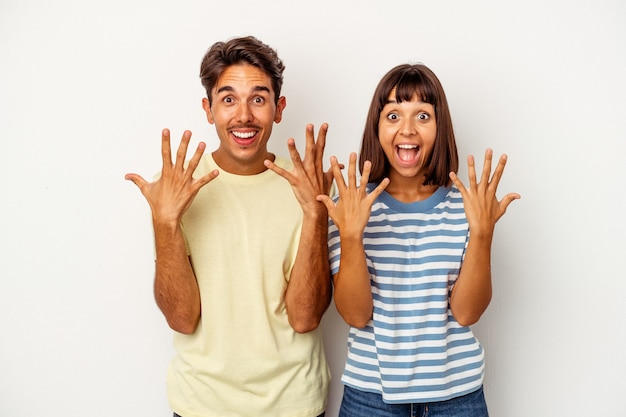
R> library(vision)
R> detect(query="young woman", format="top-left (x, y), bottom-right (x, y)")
top-left (317, 64), bottom-right (520, 417)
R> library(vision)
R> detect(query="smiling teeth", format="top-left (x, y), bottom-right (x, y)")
top-left (233, 131), bottom-right (255, 139)
top-left (397, 144), bottom-right (418, 149)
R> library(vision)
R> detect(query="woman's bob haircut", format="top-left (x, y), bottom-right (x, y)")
top-left (359, 63), bottom-right (458, 186)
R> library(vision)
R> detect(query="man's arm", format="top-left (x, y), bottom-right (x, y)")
top-left (265, 124), bottom-right (332, 333)
top-left (125, 129), bottom-right (218, 334)
top-left (285, 205), bottom-right (332, 333)
top-left (153, 222), bottom-right (200, 334)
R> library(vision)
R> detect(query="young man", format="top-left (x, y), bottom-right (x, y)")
top-left (125, 36), bottom-right (331, 417)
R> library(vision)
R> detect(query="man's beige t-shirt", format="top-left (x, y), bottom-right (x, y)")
top-left (167, 154), bottom-right (330, 417)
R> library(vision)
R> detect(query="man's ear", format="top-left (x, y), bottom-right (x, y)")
top-left (202, 97), bottom-right (215, 124)
top-left (274, 96), bottom-right (287, 123)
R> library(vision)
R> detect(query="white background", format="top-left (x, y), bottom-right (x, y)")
top-left (1, 1), bottom-right (625, 416)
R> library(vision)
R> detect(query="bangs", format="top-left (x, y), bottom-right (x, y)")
top-left (393, 69), bottom-right (437, 105)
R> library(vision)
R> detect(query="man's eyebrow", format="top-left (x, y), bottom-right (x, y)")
top-left (216, 85), bottom-right (271, 94)
top-left (252, 86), bottom-right (271, 93)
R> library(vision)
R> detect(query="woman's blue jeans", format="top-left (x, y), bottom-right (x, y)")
top-left (174, 413), bottom-right (325, 417)
top-left (338, 385), bottom-right (489, 417)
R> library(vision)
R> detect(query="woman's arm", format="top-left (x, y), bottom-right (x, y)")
top-left (449, 149), bottom-right (520, 326)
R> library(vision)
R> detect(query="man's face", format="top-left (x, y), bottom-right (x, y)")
top-left (203, 63), bottom-right (286, 175)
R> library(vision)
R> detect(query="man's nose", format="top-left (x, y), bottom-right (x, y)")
top-left (235, 102), bottom-right (253, 122)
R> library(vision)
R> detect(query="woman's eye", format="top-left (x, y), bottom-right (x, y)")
top-left (417, 112), bottom-right (430, 120)
top-left (387, 113), bottom-right (399, 121)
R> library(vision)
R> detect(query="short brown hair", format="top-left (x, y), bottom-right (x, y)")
top-left (360, 64), bottom-right (458, 186)
top-left (199, 36), bottom-right (285, 106)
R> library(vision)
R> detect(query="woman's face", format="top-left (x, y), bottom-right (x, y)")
top-left (378, 88), bottom-right (437, 182)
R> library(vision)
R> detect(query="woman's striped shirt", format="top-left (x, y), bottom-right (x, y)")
top-left (329, 185), bottom-right (484, 403)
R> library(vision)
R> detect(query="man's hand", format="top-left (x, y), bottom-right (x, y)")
top-left (125, 129), bottom-right (219, 223)
top-left (264, 123), bottom-right (329, 215)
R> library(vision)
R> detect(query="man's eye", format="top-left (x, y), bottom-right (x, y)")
top-left (253, 97), bottom-right (265, 104)
top-left (223, 97), bottom-right (233, 103)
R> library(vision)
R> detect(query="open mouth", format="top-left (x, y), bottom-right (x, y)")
top-left (396, 144), bottom-right (421, 163)
top-left (231, 129), bottom-right (258, 145)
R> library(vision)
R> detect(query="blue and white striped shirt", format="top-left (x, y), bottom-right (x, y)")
top-left (329, 185), bottom-right (484, 403)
